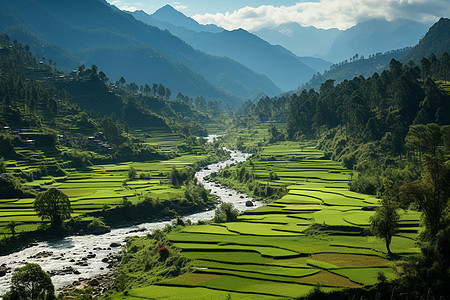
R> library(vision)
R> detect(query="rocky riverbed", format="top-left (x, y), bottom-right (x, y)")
top-left (0, 143), bottom-right (262, 298)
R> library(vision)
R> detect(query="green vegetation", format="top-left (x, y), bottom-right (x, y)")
top-left (2, 263), bottom-right (55, 300)
top-left (0, 34), bottom-right (227, 251)
top-left (107, 141), bottom-right (421, 299)
top-left (2, 17), bottom-right (450, 300)
top-left (34, 188), bottom-right (72, 230)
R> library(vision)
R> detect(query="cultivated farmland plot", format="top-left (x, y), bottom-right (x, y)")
top-left (144, 142), bottom-right (421, 299)
top-left (0, 140), bottom-right (210, 237)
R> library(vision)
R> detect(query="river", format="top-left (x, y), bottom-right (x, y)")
top-left (0, 137), bottom-right (261, 295)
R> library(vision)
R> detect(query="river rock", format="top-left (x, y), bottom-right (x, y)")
top-left (48, 266), bottom-right (79, 276)
top-left (89, 278), bottom-right (100, 286)
top-left (109, 242), bottom-right (121, 248)
top-left (28, 251), bottom-right (53, 259)
top-left (245, 201), bottom-right (254, 207)
top-left (0, 270), bottom-right (6, 277)
top-left (127, 227), bottom-right (147, 234)
top-left (87, 253), bottom-right (96, 259)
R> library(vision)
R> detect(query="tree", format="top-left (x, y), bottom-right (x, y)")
top-left (3, 263), bottom-right (55, 300)
top-left (98, 71), bottom-right (108, 83)
top-left (370, 179), bottom-right (399, 255)
top-left (6, 221), bottom-right (17, 238)
top-left (118, 77), bottom-right (126, 88)
top-left (213, 203), bottom-right (239, 223)
top-left (143, 84), bottom-right (151, 95)
top-left (91, 64), bottom-right (98, 75)
top-left (165, 87), bottom-right (171, 99)
top-left (405, 123), bottom-right (441, 156)
top-left (34, 188), bottom-right (72, 229)
top-left (401, 154), bottom-right (450, 239)
top-left (128, 166), bottom-right (137, 180)
top-left (158, 84), bottom-right (165, 98)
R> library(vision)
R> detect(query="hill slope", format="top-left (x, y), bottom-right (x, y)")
top-left (325, 18), bottom-right (428, 62)
top-left (131, 7), bottom-right (318, 91)
top-left (402, 17), bottom-right (450, 63)
top-left (0, 0), bottom-right (282, 105)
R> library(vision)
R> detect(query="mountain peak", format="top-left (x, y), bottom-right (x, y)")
top-left (151, 4), bottom-right (222, 33)
top-left (155, 4), bottom-right (178, 14)
top-left (152, 4), bottom-right (189, 22)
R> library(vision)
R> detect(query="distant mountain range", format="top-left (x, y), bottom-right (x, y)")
top-left (0, 0), bottom-right (284, 107)
top-left (0, 0), bottom-right (442, 107)
top-left (297, 17), bottom-right (450, 93)
top-left (254, 23), bottom-right (341, 58)
top-left (130, 5), bottom-right (329, 91)
top-left (326, 19), bottom-right (429, 62)
top-left (254, 18), bottom-right (429, 63)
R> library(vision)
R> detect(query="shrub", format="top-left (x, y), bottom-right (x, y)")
top-left (213, 203), bottom-right (239, 223)
top-left (127, 166), bottom-right (136, 180)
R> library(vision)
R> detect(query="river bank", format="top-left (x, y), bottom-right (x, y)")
top-left (0, 146), bottom-right (262, 297)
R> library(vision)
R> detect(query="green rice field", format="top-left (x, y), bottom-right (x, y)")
top-left (0, 131), bottom-right (213, 238)
top-left (113, 141), bottom-right (421, 299)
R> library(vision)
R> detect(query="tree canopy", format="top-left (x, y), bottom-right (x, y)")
top-left (34, 188), bottom-right (72, 229)
top-left (3, 263), bottom-right (55, 300)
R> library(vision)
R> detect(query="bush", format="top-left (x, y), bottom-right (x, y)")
top-left (213, 203), bottom-right (239, 223)
top-left (349, 173), bottom-right (380, 195)
top-left (87, 217), bottom-right (111, 234)
top-left (127, 166), bottom-right (136, 180)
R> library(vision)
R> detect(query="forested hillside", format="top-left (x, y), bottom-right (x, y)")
top-left (0, 0), bottom-right (282, 105)
top-left (298, 18), bottom-right (450, 94)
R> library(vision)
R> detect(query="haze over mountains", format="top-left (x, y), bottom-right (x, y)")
top-left (131, 5), bottom-right (323, 91)
top-left (0, 0), bottom-right (439, 107)
top-left (254, 18), bottom-right (429, 63)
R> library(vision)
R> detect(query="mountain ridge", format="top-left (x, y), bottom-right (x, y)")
top-left (130, 8), bottom-right (325, 91)
top-left (0, 0), bottom-right (282, 106)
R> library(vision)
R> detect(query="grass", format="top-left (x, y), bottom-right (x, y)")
top-left (102, 139), bottom-right (422, 299)
top-left (0, 131), bottom-right (223, 239)
top-left (119, 285), bottom-right (280, 299)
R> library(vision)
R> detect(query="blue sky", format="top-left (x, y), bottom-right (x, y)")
top-left (107, 0), bottom-right (449, 30)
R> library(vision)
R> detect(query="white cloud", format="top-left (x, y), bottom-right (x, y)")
top-left (173, 4), bottom-right (188, 12)
top-left (192, 0), bottom-right (450, 31)
top-left (110, 1), bottom-right (142, 12)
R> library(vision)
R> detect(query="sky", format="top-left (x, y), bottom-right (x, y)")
top-left (107, 0), bottom-right (449, 31)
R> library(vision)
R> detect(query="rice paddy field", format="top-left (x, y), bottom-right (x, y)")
top-left (115, 141), bottom-right (422, 299)
top-left (0, 131), bottom-right (211, 239)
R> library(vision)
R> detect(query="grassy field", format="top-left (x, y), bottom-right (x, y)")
top-left (109, 141), bottom-right (421, 299)
top-left (0, 131), bottom-right (215, 239)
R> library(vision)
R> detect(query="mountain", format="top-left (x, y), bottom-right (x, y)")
top-left (402, 17), bottom-right (450, 63)
top-left (131, 7), bottom-right (323, 91)
top-left (151, 5), bottom-right (222, 33)
top-left (253, 23), bottom-right (342, 58)
top-left (0, 0), bottom-right (282, 106)
top-left (325, 18), bottom-right (429, 62)
top-left (298, 48), bottom-right (410, 92)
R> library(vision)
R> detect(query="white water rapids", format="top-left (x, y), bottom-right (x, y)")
top-left (0, 136), bottom-right (262, 295)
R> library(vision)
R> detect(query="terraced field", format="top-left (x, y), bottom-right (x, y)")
top-left (123, 142), bottom-right (421, 299)
top-left (0, 131), bottom-right (211, 238)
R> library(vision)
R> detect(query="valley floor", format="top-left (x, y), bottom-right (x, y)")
top-left (107, 141), bottom-right (421, 299)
